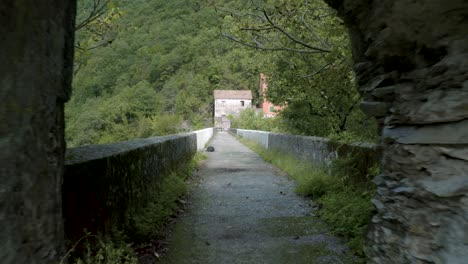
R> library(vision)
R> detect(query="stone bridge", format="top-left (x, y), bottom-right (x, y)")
top-left (61, 128), bottom-right (378, 247)
top-left (63, 128), bottom-right (214, 242)
top-left (1, 0), bottom-right (467, 263)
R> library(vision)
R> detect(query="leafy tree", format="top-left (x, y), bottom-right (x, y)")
top-left (219, 0), bottom-right (377, 141)
top-left (230, 109), bottom-right (286, 132)
top-left (67, 0), bottom-right (376, 147)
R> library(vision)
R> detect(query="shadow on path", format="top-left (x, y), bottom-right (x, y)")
top-left (159, 132), bottom-right (353, 264)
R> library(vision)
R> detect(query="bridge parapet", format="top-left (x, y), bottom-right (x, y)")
top-left (230, 128), bottom-right (379, 167)
top-left (63, 128), bottom-right (214, 241)
top-left (235, 129), bottom-right (270, 149)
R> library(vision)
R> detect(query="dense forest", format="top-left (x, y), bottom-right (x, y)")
top-left (66, 0), bottom-right (377, 147)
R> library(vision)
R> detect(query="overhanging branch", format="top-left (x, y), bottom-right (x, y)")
top-left (222, 33), bottom-right (326, 54)
top-left (262, 10), bottom-right (330, 53)
top-left (75, 0), bottom-right (111, 31)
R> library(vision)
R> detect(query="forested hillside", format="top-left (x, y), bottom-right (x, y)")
top-left (67, 0), bottom-right (262, 146)
top-left (67, 0), bottom-right (377, 147)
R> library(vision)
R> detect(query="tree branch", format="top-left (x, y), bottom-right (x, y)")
top-left (296, 60), bottom-right (335, 78)
top-left (262, 9), bottom-right (330, 53)
top-left (222, 33), bottom-right (326, 54)
top-left (301, 0), bottom-right (331, 49)
top-left (240, 26), bottom-right (275, 32)
top-left (75, 0), bottom-right (111, 31)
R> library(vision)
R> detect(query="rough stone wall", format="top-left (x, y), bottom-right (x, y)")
top-left (325, 0), bottom-right (468, 262)
top-left (0, 1), bottom-right (76, 263)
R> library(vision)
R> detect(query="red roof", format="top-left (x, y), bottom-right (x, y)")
top-left (213, 90), bottom-right (252, 100)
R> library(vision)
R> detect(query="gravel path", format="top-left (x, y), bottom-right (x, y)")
top-left (159, 132), bottom-right (353, 264)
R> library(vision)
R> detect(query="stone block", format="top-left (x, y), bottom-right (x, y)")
top-left (383, 119), bottom-right (468, 144)
top-left (360, 101), bottom-right (391, 117)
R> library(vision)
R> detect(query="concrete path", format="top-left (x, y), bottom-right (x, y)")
top-left (159, 132), bottom-right (353, 264)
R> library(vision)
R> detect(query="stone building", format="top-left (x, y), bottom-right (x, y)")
top-left (213, 90), bottom-right (252, 129)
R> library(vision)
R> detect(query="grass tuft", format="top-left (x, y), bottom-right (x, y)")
top-left (295, 169), bottom-right (340, 198)
top-left (66, 233), bottom-right (137, 264)
top-left (318, 187), bottom-right (374, 255)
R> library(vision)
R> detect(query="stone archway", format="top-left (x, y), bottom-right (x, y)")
top-left (325, 0), bottom-right (468, 262)
top-left (1, 0), bottom-right (467, 263)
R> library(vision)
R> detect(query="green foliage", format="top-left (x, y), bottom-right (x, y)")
top-left (328, 131), bottom-right (367, 144)
top-left (318, 188), bottom-right (374, 256)
top-left (230, 108), bottom-right (286, 132)
top-left (219, 0), bottom-right (378, 141)
top-left (134, 114), bottom-right (184, 138)
top-left (66, 80), bottom-right (181, 146)
top-left (71, 236), bottom-right (137, 264)
top-left (295, 169), bottom-right (340, 198)
top-left (68, 0), bottom-right (263, 146)
top-left (240, 137), bottom-right (377, 258)
top-left (74, 0), bottom-right (123, 76)
top-left (330, 144), bottom-right (380, 188)
top-left (70, 0), bottom-right (378, 146)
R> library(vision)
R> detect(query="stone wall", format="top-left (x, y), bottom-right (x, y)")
top-left (194, 128), bottom-right (215, 150)
top-left (0, 1), bottom-right (76, 263)
top-left (63, 129), bottom-right (213, 241)
top-left (324, 0), bottom-right (468, 262)
top-left (231, 129), bottom-right (379, 167)
top-left (234, 129), bottom-right (270, 149)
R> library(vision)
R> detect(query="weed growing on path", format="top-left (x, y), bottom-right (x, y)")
top-left (239, 138), bottom-right (377, 259)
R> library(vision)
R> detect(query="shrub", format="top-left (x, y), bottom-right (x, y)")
top-left (318, 187), bottom-right (374, 256)
top-left (230, 108), bottom-right (286, 132)
top-left (73, 239), bottom-right (137, 264)
top-left (62, 234), bottom-right (138, 264)
top-left (295, 168), bottom-right (340, 198)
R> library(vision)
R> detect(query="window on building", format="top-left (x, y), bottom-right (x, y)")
top-left (221, 101), bottom-right (226, 106)
top-left (240, 101), bottom-right (245, 107)
top-left (270, 106), bottom-right (275, 112)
